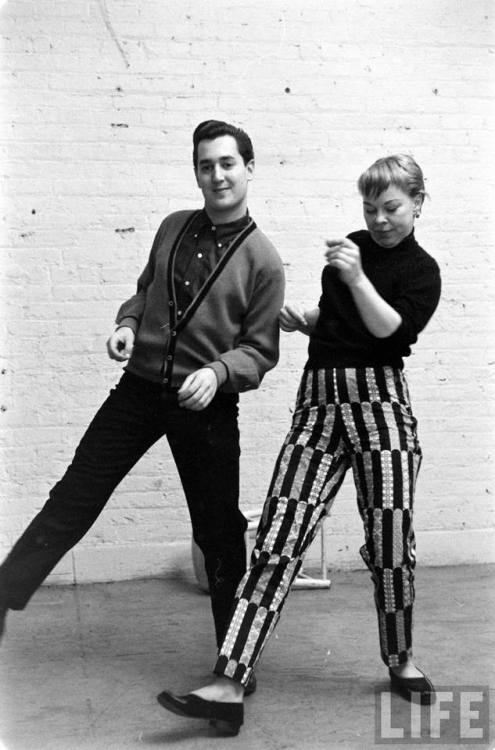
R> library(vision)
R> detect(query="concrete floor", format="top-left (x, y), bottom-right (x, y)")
top-left (0, 565), bottom-right (493, 750)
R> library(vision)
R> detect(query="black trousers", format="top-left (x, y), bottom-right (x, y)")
top-left (0, 371), bottom-right (247, 647)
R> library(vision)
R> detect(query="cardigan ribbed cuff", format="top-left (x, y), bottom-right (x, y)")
top-left (204, 360), bottom-right (229, 387)
top-left (116, 316), bottom-right (140, 334)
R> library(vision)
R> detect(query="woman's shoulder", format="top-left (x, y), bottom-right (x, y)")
top-left (413, 238), bottom-right (439, 268)
top-left (404, 237), bottom-right (441, 284)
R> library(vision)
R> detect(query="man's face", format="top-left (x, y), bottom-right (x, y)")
top-left (195, 135), bottom-right (254, 222)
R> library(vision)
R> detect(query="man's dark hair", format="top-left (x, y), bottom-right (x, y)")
top-left (192, 120), bottom-right (254, 169)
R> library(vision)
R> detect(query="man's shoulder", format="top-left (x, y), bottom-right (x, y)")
top-left (158, 209), bottom-right (198, 229)
top-left (242, 223), bottom-right (284, 270)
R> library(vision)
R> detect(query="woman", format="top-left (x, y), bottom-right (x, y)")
top-left (157, 154), bottom-right (442, 736)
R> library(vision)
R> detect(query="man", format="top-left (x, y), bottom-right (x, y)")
top-left (0, 121), bottom-right (285, 673)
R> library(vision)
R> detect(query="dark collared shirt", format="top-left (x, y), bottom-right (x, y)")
top-left (173, 210), bottom-right (251, 319)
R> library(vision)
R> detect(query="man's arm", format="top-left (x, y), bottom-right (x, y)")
top-left (106, 219), bottom-right (167, 361)
top-left (211, 255), bottom-right (286, 393)
top-left (114, 248), bottom-right (158, 332)
top-left (179, 254), bottom-right (285, 410)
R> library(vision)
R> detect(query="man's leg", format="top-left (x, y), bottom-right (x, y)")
top-left (166, 392), bottom-right (247, 648)
top-left (0, 373), bottom-right (163, 612)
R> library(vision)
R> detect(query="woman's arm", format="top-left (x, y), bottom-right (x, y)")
top-left (347, 275), bottom-right (401, 338)
top-left (325, 238), bottom-right (401, 338)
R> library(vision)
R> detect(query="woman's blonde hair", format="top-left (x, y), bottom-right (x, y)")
top-left (357, 154), bottom-right (426, 204)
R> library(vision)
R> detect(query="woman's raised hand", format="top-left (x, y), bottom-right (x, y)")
top-left (325, 238), bottom-right (365, 287)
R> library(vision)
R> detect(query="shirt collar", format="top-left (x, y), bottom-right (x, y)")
top-left (198, 209), bottom-right (251, 240)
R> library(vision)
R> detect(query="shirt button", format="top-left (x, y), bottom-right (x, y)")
top-left (163, 378), bottom-right (169, 384)
top-left (217, 242), bottom-right (222, 248)
top-left (184, 280), bottom-right (190, 286)
top-left (177, 310), bottom-right (182, 316)
top-left (168, 301), bottom-right (174, 306)
top-left (171, 331), bottom-right (176, 337)
top-left (197, 252), bottom-right (203, 258)
top-left (167, 355), bottom-right (172, 361)
top-left (211, 225), bottom-right (216, 231)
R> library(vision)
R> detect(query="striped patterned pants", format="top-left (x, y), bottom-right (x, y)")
top-left (215, 367), bottom-right (422, 684)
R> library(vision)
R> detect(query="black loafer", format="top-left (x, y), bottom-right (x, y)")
top-left (157, 690), bottom-right (243, 736)
top-left (244, 672), bottom-right (257, 697)
top-left (389, 668), bottom-right (436, 705)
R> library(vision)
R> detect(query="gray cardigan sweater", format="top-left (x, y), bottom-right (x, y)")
top-left (116, 209), bottom-right (285, 392)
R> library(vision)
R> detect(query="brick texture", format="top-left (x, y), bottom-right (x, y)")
top-left (1, 0), bottom-right (494, 584)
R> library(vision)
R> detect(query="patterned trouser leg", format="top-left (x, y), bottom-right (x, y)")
top-left (343, 367), bottom-right (421, 668)
top-left (214, 367), bottom-right (422, 684)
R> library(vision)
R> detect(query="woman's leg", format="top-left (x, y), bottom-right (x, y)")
top-left (345, 367), bottom-right (421, 669)
top-left (212, 370), bottom-right (351, 688)
top-left (157, 369), bottom-right (349, 716)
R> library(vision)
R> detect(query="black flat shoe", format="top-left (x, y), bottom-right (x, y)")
top-left (389, 668), bottom-right (436, 705)
top-left (157, 690), bottom-right (243, 736)
top-left (244, 672), bottom-right (257, 697)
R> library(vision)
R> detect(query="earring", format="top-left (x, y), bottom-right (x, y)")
top-left (414, 209), bottom-right (421, 218)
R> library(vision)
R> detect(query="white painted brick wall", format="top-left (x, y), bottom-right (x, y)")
top-left (1, 0), bottom-right (494, 586)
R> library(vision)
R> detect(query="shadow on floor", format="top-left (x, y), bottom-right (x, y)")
top-left (1, 565), bottom-right (494, 750)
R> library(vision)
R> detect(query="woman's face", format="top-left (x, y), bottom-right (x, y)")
top-left (362, 185), bottom-right (420, 248)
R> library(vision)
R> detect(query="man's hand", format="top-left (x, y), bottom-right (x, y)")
top-left (325, 238), bottom-right (365, 287)
top-left (178, 368), bottom-right (218, 411)
top-left (106, 327), bottom-right (135, 361)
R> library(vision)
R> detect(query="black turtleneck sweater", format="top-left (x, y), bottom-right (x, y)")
top-left (306, 229), bottom-right (441, 370)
